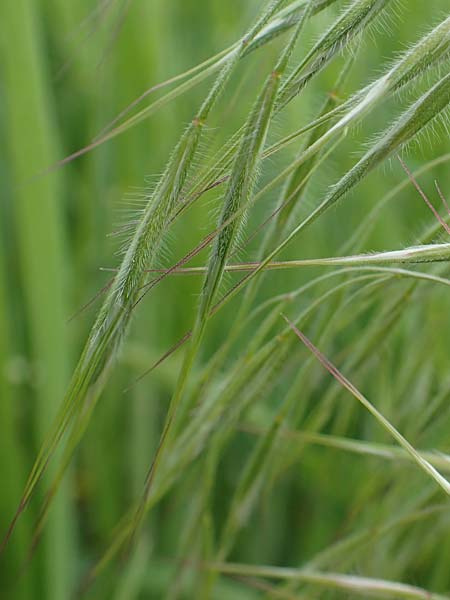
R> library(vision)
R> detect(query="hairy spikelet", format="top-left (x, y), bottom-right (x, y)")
top-left (273, 16), bottom-right (450, 230)
top-left (248, 16), bottom-right (450, 238)
top-left (388, 15), bottom-right (450, 92)
top-left (266, 15), bottom-right (450, 164)
top-left (320, 71), bottom-right (450, 218)
top-left (279, 0), bottom-right (394, 108)
top-left (199, 71), bottom-right (282, 319)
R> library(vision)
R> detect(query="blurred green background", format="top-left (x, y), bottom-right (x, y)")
top-left (0, 1), bottom-right (449, 598)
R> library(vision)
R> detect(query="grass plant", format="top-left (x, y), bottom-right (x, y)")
top-left (1, 0), bottom-right (450, 598)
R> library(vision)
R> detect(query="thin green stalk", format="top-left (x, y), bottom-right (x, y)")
top-left (142, 242), bottom-right (450, 274)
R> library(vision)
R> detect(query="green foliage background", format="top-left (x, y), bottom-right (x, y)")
top-left (0, 1), bottom-right (449, 598)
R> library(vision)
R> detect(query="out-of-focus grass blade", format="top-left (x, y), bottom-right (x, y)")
top-left (0, 245), bottom-right (34, 598)
top-left (0, 0), bottom-right (76, 596)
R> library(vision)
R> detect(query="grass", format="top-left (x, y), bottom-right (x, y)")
top-left (0, 0), bottom-right (450, 598)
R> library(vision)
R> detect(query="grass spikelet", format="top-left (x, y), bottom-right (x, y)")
top-left (388, 15), bottom-right (450, 92)
top-left (318, 70), bottom-right (450, 216)
top-left (279, 0), bottom-right (394, 108)
top-left (264, 15), bottom-right (450, 161)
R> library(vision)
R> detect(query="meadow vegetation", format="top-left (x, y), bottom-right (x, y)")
top-left (1, 0), bottom-right (450, 598)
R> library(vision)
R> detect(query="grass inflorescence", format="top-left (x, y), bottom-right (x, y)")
top-left (1, 0), bottom-right (450, 598)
